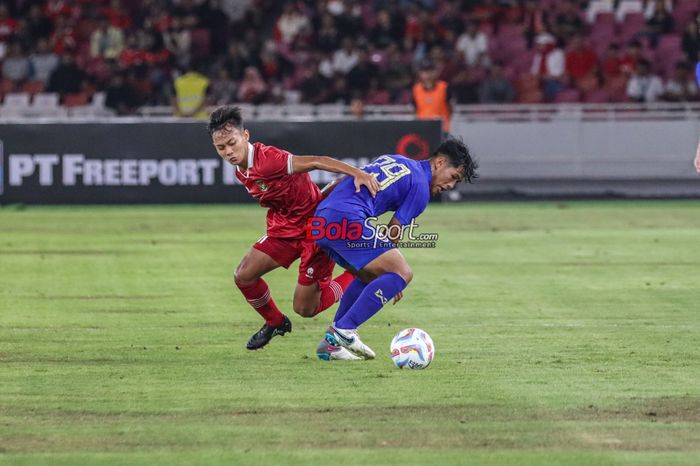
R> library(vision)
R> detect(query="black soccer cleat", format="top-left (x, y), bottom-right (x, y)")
top-left (246, 315), bottom-right (292, 350)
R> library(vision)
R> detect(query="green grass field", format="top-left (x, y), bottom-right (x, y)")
top-left (1, 201), bottom-right (699, 465)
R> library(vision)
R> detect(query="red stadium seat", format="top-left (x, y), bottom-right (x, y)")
top-left (63, 93), bottom-right (90, 107)
top-left (22, 80), bottom-right (45, 95)
top-left (584, 88), bottom-right (611, 103)
top-left (554, 89), bottom-right (581, 103)
top-left (517, 89), bottom-right (544, 103)
top-left (190, 28), bottom-right (211, 58)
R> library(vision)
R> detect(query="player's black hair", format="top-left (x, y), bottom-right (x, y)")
top-left (432, 138), bottom-right (479, 184)
top-left (207, 105), bottom-right (243, 135)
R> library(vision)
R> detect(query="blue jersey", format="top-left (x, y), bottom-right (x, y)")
top-left (696, 61), bottom-right (700, 89)
top-left (318, 154), bottom-right (432, 225)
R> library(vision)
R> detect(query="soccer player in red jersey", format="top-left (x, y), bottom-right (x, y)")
top-left (208, 105), bottom-right (380, 350)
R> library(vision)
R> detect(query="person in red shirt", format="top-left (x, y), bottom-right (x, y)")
top-left (565, 33), bottom-right (598, 84)
top-left (209, 105), bottom-right (380, 350)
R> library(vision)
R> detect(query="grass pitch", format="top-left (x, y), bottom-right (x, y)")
top-left (1, 201), bottom-right (699, 465)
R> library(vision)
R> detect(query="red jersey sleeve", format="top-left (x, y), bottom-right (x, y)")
top-left (256, 144), bottom-right (294, 179)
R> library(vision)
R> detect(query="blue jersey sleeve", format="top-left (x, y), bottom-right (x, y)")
top-left (393, 181), bottom-right (429, 225)
top-left (696, 61), bottom-right (700, 89)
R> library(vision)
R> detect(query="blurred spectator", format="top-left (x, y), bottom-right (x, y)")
top-left (347, 47), bottom-right (379, 94)
top-left (222, 43), bottom-right (249, 81)
top-left (601, 43), bottom-right (623, 82)
top-left (237, 66), bottom-right (267, 104)
top-left (681, 15), bottom-right (700, 62)
top-left (316, 13), bottom-right (341, 53)
top-left (0, 3), bottom-right (16, 43)
top-left (412, 60), bottom-right (452, 134)
top-left (350, 94), bottom-right (366, 119)
top-left (105, 72), bottom-right (140, 115)
top-left (521, 0), bottom-right (552, 49)
top-left (2, 41), bottom-right (30, 84)
top-left (48, 16), bottom-right (77, 56)
top-left (29, 38), bottom-right (59, 84)
top-left (662, 61), bottom-right (698, 102)
top-left (479, 62), bottom-right (515, 103)
top-left (455, 22), bottom-right (489, 68)
top-left (619, 40), bottom-right (643, 76)
top-left (531, 33), bottom-right (565, 101)
top-left (382, 45), bottom-right (413, 101)
top-left (626, 59), bottom-right (663, 102)
top-left (162, 17), bottom-right (192, 68)
top-left (299, 64), bottom-right (332, 104)
top-left (565, 34), bottom-right (598, 85)
top-left (47, 53), bottom-right (86, 96)
top-left (208, 67), bottom-right (237, 105)
top-left (644, 0), bottom-right (672, 20)
top-left (25, 4), bottom-right (53, 42)
top-left (370, 9), bottom-right (401, 50)
top-left (275, 2), bottom-right (310, 46)
top-left (90, 17), bottom-right (125, 60)
top-left (553, 0), bottom-right (584, 42)
top-left (641, 1), bottom-right (674, 48)
top-left (102, 0), bottom-right (132, 30)
top-left (172, 64), bottom-right (210, 118)
top-left (197, 0), bottom-right (228, 55)
top-left (332, 38), bottom-right (359, 75)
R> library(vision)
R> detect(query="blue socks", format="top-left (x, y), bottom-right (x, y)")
top-left (335, 272), bottom-right (407, 330)
top-left (333, 278), bottom-right (366, 324)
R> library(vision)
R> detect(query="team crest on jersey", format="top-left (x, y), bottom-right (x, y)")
top-left (256, 180), bottom-right (269, 192)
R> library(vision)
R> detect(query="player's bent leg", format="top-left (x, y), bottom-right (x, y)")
top-left (234, 247), bottom-right (292, 350)
top-left (328, 250), bottom-right (412, 359)
top-left (292, 283), bottom-right (321, 317)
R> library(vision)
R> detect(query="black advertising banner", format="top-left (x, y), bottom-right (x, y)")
top-left (0, 120), bottom-right (440, 204)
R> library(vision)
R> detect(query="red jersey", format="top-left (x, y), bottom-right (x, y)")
top-left (236, 142), bottom-right (321, 239)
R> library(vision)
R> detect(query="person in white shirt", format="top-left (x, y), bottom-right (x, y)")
top-left (626, 59), bottom-right (664, 102)
top-left (455, 22), bottom-right (489, 67)
top-left (662, 61), bottom-right (697, 102)
top-left (531, 33), bottom-right (565, 101)
top-left (332, 37), bottom-right (359, 75)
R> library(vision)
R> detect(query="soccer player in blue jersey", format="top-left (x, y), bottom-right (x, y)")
top-left (309, 139), bottom-right (478, 360)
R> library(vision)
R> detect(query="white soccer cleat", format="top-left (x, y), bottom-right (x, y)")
top-left (324, 326), bottom-right (376, 360)
top-left (316, 338), bottom-right (362, 361)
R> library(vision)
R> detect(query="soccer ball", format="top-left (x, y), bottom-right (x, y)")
top-left (390, 328), bottom-right (434, 369)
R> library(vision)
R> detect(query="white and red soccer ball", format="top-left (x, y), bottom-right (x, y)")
top-left (390, 328), bottom-right (434, 369)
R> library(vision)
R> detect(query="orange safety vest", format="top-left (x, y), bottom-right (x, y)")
top-left (412, 80), bottom-right (451, 132)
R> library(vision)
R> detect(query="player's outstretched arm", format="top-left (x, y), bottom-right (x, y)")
top-left (695, 138), bottom-right (700, 173)
top-left (292, 156), bottom-right (380, 197)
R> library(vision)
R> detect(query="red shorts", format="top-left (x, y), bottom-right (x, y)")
top-left (253, 235), bottom-right (335, 286)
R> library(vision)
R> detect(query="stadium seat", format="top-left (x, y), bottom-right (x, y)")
top-left (616, 0), bottom-right (644, 22)
top-left (31, 92), bottom-right (60, 109)
top-left (619, 13), bottom-right (646, 42)
top-left (3, 92), bottom-right (31, 109)
top-left (586, 0), bottom-right (614, 23)
top-left (517, 89), bottom-right (544, 103)
top-left (584, 88), bottom-right (611, 103)
top-left (22, 80), bottom-right (46, 95)
top-left (63, 93), bottom-right (90, 107)
top-left (28, 92), bottom-right (67, 118)
top-left (554, 89), bottom-right (581, 103)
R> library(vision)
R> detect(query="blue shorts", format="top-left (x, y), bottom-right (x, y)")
top-left (313, 207), bottom-right (395, 272)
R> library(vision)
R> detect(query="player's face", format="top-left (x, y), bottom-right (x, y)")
top-left (212, 125), bottom-right (250, 167)
top-left (430, 156), bottom-right (465, 196)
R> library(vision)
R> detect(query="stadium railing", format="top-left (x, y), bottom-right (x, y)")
top-left (2, 102), bottom-right (700, 123)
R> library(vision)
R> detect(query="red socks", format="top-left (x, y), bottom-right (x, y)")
top-left (236, 278), bottom-right (284, 327)
top-left (314, 271), bottom-right (355, 316)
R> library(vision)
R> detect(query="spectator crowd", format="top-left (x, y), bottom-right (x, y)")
top-left (0, 0), bottom-right (698, 115)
